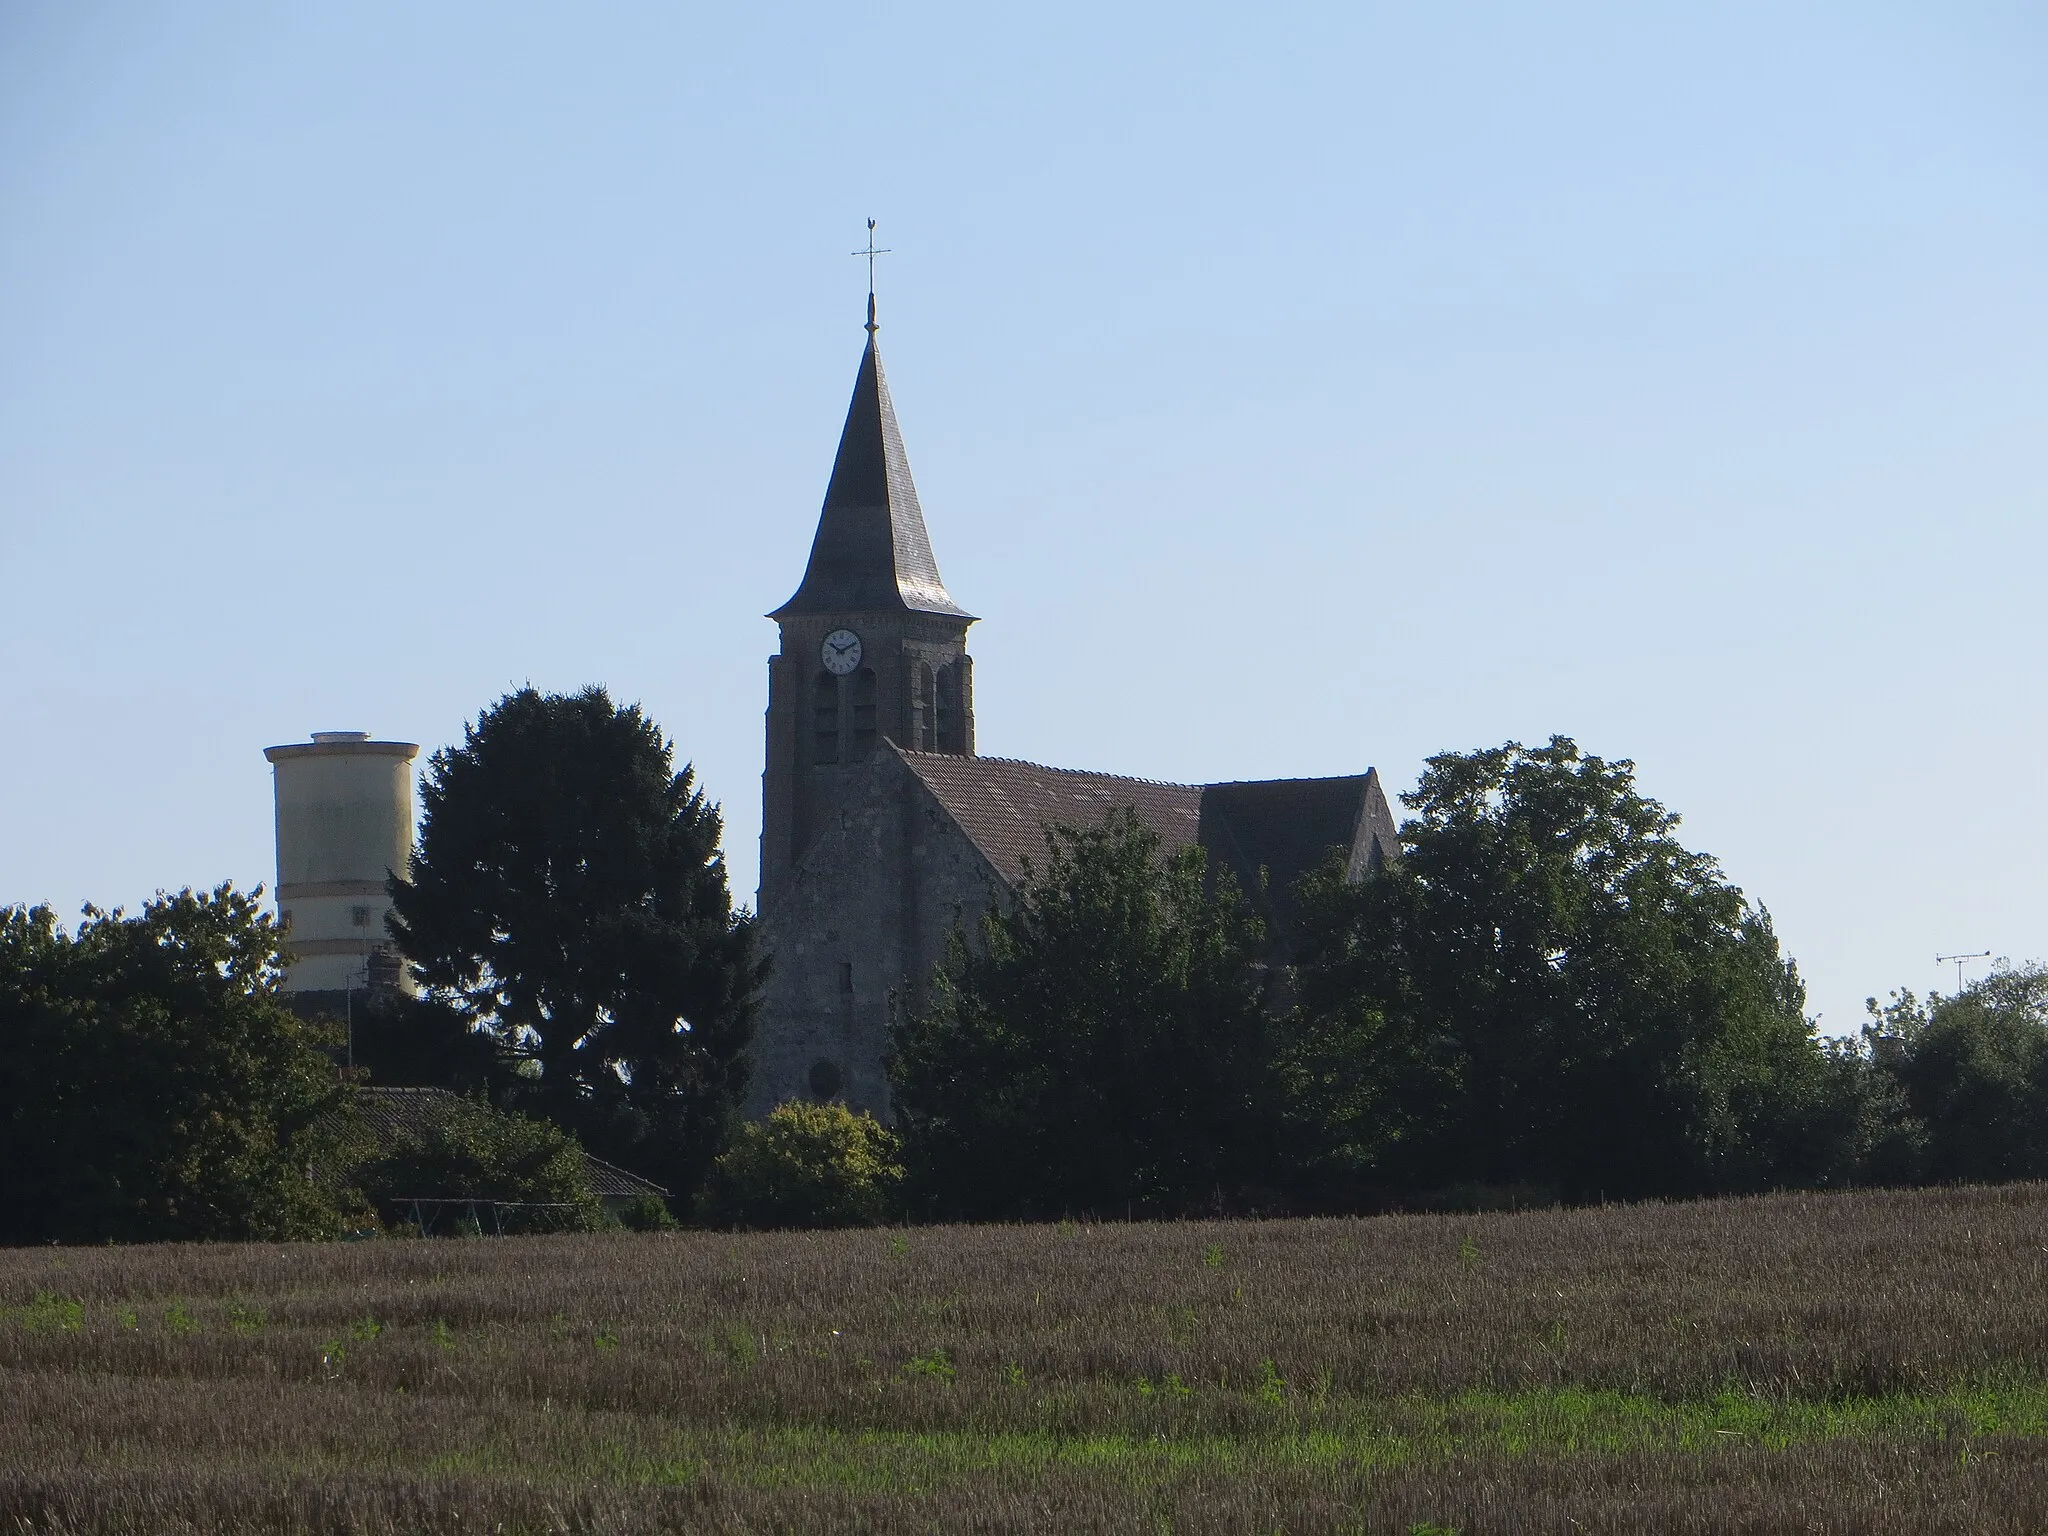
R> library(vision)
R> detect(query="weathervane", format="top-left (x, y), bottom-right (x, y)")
top-left (853, 217), bottom-right (890, 333)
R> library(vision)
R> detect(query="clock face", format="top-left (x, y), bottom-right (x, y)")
top-left (820, 628), bottom-right (863, 676)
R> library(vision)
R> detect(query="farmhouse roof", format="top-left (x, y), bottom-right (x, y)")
top-left (342, 1087), bottom-right (667, 1200)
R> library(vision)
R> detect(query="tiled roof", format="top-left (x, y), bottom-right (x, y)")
top-left (342, 1087), bottom-right (667, 1199)
top-left (896, 750), bottom-right (1395, 945)
top-left (346, 1086), bottom-right (452, 1146)
top-left (772, 328), bottom-right (970, 619)
top-left (578, 1153), bottom-right (670, 1201)
top-left (898, 749), bottom-right (1205, 885)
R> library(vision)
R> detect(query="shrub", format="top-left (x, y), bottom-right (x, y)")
top-left (700, 1101), bottom-right (903, 1228)
top-left (617, 1193), bottom-right (678, 1232)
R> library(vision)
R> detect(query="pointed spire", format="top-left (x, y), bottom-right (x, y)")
top-left (771, 312), bottom-right (971, 620)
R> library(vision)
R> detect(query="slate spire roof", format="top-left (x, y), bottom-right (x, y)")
top-left (773, 307), bottom-right (971, 619)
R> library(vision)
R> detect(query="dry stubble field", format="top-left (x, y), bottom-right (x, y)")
top-left (4, 1184), bottom-right (2048, 1533)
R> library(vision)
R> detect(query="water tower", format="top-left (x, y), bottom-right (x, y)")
top-left (263, 730), bottom-right (420, 1009)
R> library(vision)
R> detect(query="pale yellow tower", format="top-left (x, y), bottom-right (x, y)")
top-left (263, 730), bottom-right (419, 1005)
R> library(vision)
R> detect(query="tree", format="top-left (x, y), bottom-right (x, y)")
top-left (348, 990), bottom-right (515, 1100)
top-left (890, 809), bottom-right (1277, 1220)
top-left (387, 686), bottom-right (764, 1206)
top-left (700, 1101), bottom-right (904, 1228)
top-left (1864, 966), bottom-right (2048, 1184)
top-left (1288, 737), bottom-right (1834, 1202)
top-left (0, 886), bottom-right (343, 1244)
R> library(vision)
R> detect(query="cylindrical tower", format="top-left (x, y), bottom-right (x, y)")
top-left (262, 730), bottom-right (420, 1006)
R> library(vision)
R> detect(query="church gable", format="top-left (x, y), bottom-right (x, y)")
top-left (1197, 772), bottom-right (1401, 943)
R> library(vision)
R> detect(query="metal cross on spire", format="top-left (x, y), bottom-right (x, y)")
top-left (853, 218), bottom-right (890, 334)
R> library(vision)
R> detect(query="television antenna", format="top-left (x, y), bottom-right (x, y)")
top-left (1936, 950), bottom-right (1991, 994)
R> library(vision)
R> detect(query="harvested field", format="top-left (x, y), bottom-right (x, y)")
top-left (4, 1183), bottom-right (2047, 1532)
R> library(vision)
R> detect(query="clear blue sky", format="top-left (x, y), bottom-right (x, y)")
top-left (3, 2), bottom-right (2043, 1035)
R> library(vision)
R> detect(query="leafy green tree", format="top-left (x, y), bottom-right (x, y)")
top-left (1288, 738), bottom-right (1834, 1202)
top-left (0, 886), bottom-right (343, 1244)
top-left (1269, 953), bottom-right (1434, 1205)
top-left (1865, 966), bottom-right (2048, 1184)
top-left (387, 686), bottom-right (764, 1207)
top-left (1791, 1033), bottom-right (1927, 1189)
top-left (700, 1101), bottom-right (904, 1228)
top-left (890, 809), bottom-right (1276, 1220)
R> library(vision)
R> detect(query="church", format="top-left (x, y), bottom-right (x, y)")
top-left (745, 298), bottom-right (1401, 1117)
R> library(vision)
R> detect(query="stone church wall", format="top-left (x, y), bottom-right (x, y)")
top-left (744, 748), bottom-right (1005, 1120)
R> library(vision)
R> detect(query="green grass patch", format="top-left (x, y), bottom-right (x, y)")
top-left (365, 1381), bottom-right (2048, 1495)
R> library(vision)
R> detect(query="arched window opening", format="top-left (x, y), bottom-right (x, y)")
top-left (850, 668), bottom-right (878, 759)
top-left (914, 662), bottom-right (938, 751)
top-left (936, 662), bottom-right (966, 754)
top-left (808, 1057), bottom-right (843, 1101)
top-left (812, 670), bottom-right (841, 764)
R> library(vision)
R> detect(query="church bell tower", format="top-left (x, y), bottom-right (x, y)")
top-left (758, 295), bottom-right (975, 915)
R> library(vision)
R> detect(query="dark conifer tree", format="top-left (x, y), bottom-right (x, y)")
top-left (388, 686), bottom-right (763, 1206)
top-left (347, 989), bottom-right (513, 1100)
